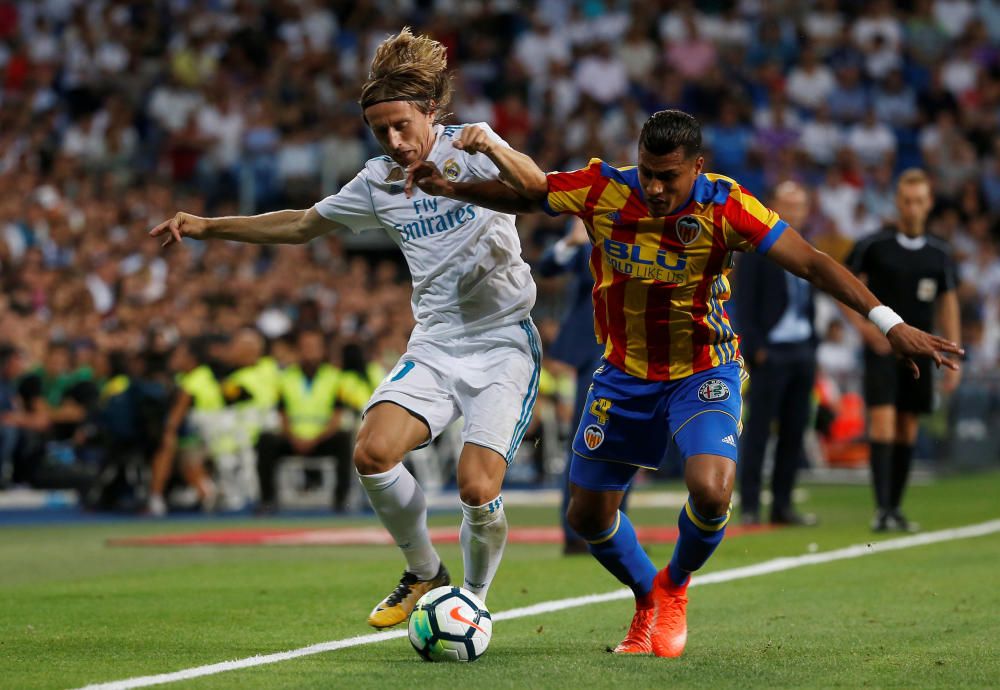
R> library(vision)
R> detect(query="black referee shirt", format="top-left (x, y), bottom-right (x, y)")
top-left (846, 228), bottom-right (957, 333)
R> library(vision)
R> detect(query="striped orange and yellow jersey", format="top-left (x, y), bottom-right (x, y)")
top-left (543, 158), bottom-right (788, 382)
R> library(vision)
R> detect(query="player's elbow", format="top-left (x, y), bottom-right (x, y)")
top-left (288, 221), bottom-right (311, 244)
top-left (523, 173), bottom-right (548, 202)
top-left (500, 174), bottom-right (547, 210)
top-left (289, 211), bottom-right (320, 244)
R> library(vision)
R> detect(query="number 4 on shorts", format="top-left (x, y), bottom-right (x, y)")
top-left (589, 397), bottom-right (612, 425)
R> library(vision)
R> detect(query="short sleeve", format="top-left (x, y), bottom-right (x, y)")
top-left (941, 249), bottom-right (958, 292)
top-left (720, 183), bottom-right (788, 254)
top-left (462, 123), bottom-right (511, 180)
top-left (543, 158), bottom-right (603, 217)
top-left (312, 170), bottom-right (380, 234)
top-left (845, 239), bottom-right (870, 276)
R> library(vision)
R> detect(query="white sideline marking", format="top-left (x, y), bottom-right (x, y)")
top-left (75, 519), bottom-right (1000, 690)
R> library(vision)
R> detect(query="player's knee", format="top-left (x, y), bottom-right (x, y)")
top-left (458, 478), bottom-right (498, 507)
top-left (352, 433), bottom-right (397, 475)
top-left (688, 477), bottom-right (733, 520)
top-left (565, 501), bottom-right (614, 540)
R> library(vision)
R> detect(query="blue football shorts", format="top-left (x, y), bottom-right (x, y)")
top-left (570, 360), bottom-right (747, 492)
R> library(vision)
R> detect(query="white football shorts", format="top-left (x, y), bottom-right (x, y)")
top-left (364, 319), bottom-right (542, 465)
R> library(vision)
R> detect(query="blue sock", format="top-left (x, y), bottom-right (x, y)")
top-left (667, 498), bottom-right (731, 587)
top-left (585, 510), bottom-right (658, 599)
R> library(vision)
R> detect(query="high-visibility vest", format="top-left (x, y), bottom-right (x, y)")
top-left (538, 366), bottom-right (557, 397)
top-left (280, 364), bottom-right (340, 440)
top-left (177, 365), bottom-right (224, 411)
top-left (222, 363), bottom-right (278, 444)
top-left (338, 361), bottom-right (385, 412)
top-left (176, 365), bottom-right (238, 455)
top-left (255, 356), bottom-right (281, 408)
top-left (223, 365), bottom-right (274, 410)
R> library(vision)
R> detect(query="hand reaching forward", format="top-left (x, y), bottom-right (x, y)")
top-left (405, 160), bottom-right (453, 198)
top-left (405, 125), bottom-right (496, 198)
top-left (886, 323), bottom-right (964, 378)
top-left (149, 212), bottom-right (208, 247)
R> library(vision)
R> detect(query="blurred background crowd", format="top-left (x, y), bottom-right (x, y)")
top-left (1, 0), bottom-right (998, 513)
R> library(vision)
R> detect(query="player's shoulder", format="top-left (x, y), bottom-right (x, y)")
top-left (925, 234), bottom-right (953, 257)
top-left (360, 154), bottom-right (395, 177)
top-left (439, 123), bottom-right (466, 140)
top-left (692, 172), bottom-right (742, 206)
top-left (853, 228), bottom-right (895, 253)
top-left (871, 227), bottom-right (898, 245)
top-left (594, 159), bottom-right (640, 187)
top-left (439, 121), bottom-right (499, 140)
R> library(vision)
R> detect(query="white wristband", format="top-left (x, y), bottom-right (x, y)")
top-left (868, 305), bottom-right (904, 336)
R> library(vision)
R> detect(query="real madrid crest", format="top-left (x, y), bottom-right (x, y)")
top-left (675, 214), bottom-right (701, 245)
top-left (443, 158), bottom-right (461, 181)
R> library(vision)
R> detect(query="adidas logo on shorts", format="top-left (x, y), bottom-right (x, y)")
top-left (721, 435), bottom-right (737, 447)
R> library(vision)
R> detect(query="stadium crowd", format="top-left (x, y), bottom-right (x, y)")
top-left (0, 0), bottom-right (998, 511)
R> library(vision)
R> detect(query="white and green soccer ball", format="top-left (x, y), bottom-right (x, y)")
top-left (407, 586), bottom-right (492, 662)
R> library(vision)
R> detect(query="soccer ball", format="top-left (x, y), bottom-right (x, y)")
top-left (407, 586), bottom-right (492, 662)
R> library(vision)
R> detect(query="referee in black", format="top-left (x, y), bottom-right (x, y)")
top-left (846, 169), bottom-right (961, 532)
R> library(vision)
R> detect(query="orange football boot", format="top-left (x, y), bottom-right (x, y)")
top-left (650, 568), bottom-right (688, 658)
top-left (613, 596), bottom-right (655, 654)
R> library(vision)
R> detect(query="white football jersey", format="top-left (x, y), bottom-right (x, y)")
top-left (313, 123), bottom-right (536, 341)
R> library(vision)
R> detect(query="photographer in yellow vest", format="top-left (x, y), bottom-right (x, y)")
top-left (147, 338), bottom-right (222, 516)
top-left (255, 329), bottom-right (352, 514)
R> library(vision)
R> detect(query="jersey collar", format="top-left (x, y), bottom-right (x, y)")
top-left (895, 232), bottom-right (927, 250)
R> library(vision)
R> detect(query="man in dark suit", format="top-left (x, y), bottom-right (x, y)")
top-left (733, 181), bottom-right (819, 526)
top-left (538, 218), bottom-right (606, 553)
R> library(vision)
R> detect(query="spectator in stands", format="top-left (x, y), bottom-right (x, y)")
top-left (828, 65), bottom-right (870, 123)
top-left (0, 343), bottom-right (37, 487)
top-left (786, 45), bottom-right (836, 113)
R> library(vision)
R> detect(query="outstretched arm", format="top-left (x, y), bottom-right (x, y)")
top-left (149, 207), bottom-right (345, 247)
top-left (765, 227), bottom-right (964, 375)
top-left (405, 125), bottom-right (547, 214)
top-left (414, 176), bottom-right (542, 214)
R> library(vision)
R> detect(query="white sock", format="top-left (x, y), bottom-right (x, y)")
top-left (358, 464), bottom-right (440, 580)
top-left (460, 496), bottom-right (508, 601)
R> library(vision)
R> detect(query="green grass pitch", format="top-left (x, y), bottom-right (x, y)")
top-left (2, 471), bottom-right (999, 689)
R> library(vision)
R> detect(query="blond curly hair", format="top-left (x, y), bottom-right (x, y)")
top-left (359, 27), bottom-right (453, 122)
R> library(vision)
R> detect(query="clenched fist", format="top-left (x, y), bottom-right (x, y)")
top-left (451, 125), bottom-right (495, 155)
